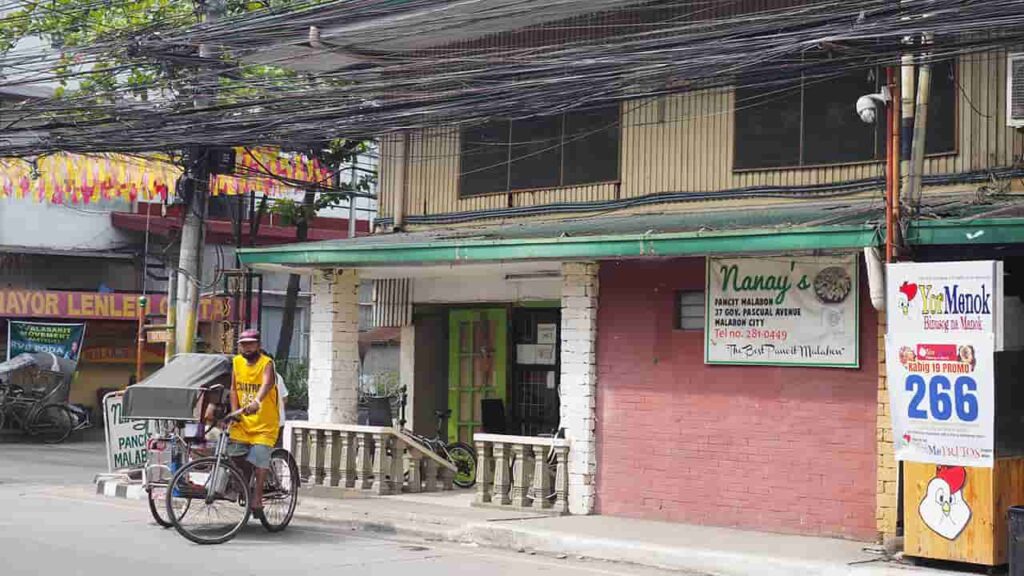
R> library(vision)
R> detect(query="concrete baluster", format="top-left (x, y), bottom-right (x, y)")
top-left (493, 442), bottom-right (510, 505)
top-left (475, 441), bottom-right (493, 504)
top-left (553, 445), bottom-right (569, 514)
top-left (531, 444), bottom-right (552, 509)
top-left (511, 443), bottom-right (530, 507)
top-left (356, 432), bottom-right (373, 489)
top-left (372, 432), bottom-right (392, 495)
top-left (338, 431), bottom-right (357, 488)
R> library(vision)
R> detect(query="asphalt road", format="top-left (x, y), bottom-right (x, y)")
top-left (0, 437), bottom-right (677, 576)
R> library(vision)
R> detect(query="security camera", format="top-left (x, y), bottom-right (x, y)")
top-left (855, 87), bottom-right (891, 124)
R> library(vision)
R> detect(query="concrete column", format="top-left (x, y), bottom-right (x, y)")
top-left (876, 314), bottom-right (898, 544)
top-left (307, 269), bottom-right (361, 423)
top-left (560, 261), bottom-right (599, 515)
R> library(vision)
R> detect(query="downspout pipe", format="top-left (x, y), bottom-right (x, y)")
top-left (393, 131), bottom-right (409, 231)
top-left (886, 66), bottom-right (896, 264)
top-left (865, 246), bottom-right (886, 311)
top-left (909, 40), bottom-right (932, 209)
top-left (900, 52), bottom-right (916, 212)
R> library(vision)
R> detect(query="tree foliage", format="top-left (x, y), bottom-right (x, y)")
top-left (0, 0), bottom-right (312, 101)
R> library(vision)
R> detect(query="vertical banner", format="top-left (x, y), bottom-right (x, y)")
top-left (705, 255), bottom-right (859, 367)
top-left (886, 334), bottom-right (994, 467)
top-left (886, 261), bottom-right (1002, 468)
top-left (103, 392), bottom-right (150, 472)
top-left (7, 320), bottom-right (86, 361)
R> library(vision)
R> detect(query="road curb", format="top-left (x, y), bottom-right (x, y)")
top-left (94, 475), bottom-right (145, 501)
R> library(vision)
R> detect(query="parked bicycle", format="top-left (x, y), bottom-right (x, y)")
top-left (0, 352), bottom-right (80, 444)
top-left (395, 388), bottom-right (477, 488)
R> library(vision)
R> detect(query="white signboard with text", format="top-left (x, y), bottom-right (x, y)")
top-left (103, 392), bottom-right (150, 472)
top-left (705, 256), bottom-right (859, 367)
top-left (886, 333), bottom-right (994, 467)
top-left (885, 260), bottom-right (1002, 468)
top-left (887, 260), bottom-right (1003, 348)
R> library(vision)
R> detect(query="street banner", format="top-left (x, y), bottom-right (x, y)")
top-left (705, 256), bottom-right (859, 367)
top-left (7, 320), bottom-right (86, 361)
top-left (0, 289), bottom-right (232, 322)
top-left (886, 333), bottom-right (994, 467)
top-left (103, 392), bottom-right (150, 472)
top-left (886, 261), bottom-right (1003, 349)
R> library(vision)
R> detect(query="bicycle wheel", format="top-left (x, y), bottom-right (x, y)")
top-left (30, 404), bottom-right (73, 444)
top-left (258, 448), bottom-right (299, 532)
top-left (147, 484), bottom-right (174, 528)
top-left (167, 457), bottom-right (250, 545)
top-left (446, 441), bottom-right (477, 488)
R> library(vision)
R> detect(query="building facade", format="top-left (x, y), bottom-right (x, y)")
top-left (238, 2), bottom-right (1024, 544)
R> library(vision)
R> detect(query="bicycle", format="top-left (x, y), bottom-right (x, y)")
top-left (0, 382), bottom-right (75, 444)
top-left (164, 407), bottom-right (299, 545)
top-left (396, 388), bottom-right (477, 488)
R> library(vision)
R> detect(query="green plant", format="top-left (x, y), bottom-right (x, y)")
top-left (278, 359), bottom-right (308, 410)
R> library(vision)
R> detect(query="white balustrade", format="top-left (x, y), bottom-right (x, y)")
top-left (285, 422), bottom-right (457, 494)
top-left (473, 433), bottom-right (569, 514)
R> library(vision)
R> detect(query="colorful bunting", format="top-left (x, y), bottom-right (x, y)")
top-left (0, 148), bottom-right (328, 205)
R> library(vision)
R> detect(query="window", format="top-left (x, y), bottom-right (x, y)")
top-left (459, 105), bottom-right (620, 197)
top-left (734, 60), bottom-right (956, 170)
top-left (677, 290), bottom-right (706, 331)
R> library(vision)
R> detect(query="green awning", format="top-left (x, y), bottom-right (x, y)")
top-left (237, 201), bottom-right (1024, 269)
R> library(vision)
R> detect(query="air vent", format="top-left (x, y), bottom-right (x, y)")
top-left (1007, 53), bottom-right (1024, 127)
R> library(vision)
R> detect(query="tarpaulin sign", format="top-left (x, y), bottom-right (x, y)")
top-left (7, 320), bottom-right (86, 361)
top-left (886, 260), bottom-right (1002, 468)
top-left (886, 333), bottom-right (994, 467)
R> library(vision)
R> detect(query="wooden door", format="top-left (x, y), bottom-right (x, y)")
top-left (447, 309), bottom-right (507, 443)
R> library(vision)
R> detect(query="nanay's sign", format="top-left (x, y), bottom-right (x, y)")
top-left (887, 261), bottom-right (1003, 346)
top-left (104, 392), bottom-right (150, 472)
top-left (705, 256), bottom-right (859, 367)
top-left (886, 261), bottom-right (1002, 468)
top-left (0, 289), bottom-right (231, 322)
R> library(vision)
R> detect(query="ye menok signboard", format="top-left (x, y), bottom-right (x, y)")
top-left (886, 261), bottom-right (1002, 468)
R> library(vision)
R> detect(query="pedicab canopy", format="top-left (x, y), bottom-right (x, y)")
top-left (123, 353), bottom-right (231, 421)
top-left (0, 351), bottom-right (76, 403)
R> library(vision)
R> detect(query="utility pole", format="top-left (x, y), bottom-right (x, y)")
top-left (174, 0), bottom-right (225, 354)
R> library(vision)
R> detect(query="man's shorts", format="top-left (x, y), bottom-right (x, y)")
top-left (227, 441), bottom-right (272, 469)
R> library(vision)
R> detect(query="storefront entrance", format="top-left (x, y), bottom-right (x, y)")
top-left (447, 308), bottom-right (507, 443)
top-left (444, 306), bottom-right (562, 442)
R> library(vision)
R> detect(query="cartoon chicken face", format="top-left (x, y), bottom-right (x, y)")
top-left (919, 465), bottom-right (972, 540)
top-left (898, 281), bottom-right (918, 317)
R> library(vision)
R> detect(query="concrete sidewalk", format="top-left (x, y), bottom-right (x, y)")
top-left (293, 489), bottom-right (960, 576)
top-left (91, 472), bottom-right (966, 576)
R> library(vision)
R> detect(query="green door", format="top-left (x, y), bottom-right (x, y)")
top-left (448, 308), bottom-right (507, 443)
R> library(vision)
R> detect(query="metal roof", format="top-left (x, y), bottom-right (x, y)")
top-left (237, 195), bottom-right (1024, 270)
top-left (238, 200), bottom-right (887, 269)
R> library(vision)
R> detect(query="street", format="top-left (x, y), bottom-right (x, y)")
top-left (0, 438), bottom-right (679, 576)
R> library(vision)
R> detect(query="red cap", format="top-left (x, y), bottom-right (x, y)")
top-left (237, 329), bottom-right (260, 343)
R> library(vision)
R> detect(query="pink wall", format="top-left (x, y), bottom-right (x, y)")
top-left (596, 258), bottom-right (878, 540)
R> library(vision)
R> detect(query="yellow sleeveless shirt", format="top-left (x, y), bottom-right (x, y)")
top-left (229, 353), bottom-right (279, 447)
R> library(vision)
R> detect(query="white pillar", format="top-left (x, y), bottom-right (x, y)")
top-left (308, 269), bottom-right (361, 423)
top-left (560, 261), bottom-right (599, 515)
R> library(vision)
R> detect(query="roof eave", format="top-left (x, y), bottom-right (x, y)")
top-left (237, 224), bottom-right (882, 268)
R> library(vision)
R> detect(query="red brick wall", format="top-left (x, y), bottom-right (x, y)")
top-left (596, 257), bottom-right (878, 540)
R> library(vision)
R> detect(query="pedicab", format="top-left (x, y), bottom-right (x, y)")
top-left (0, 352), bottom-right (81, 443)
top-left (123, 353), bottom-right (298, 545)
